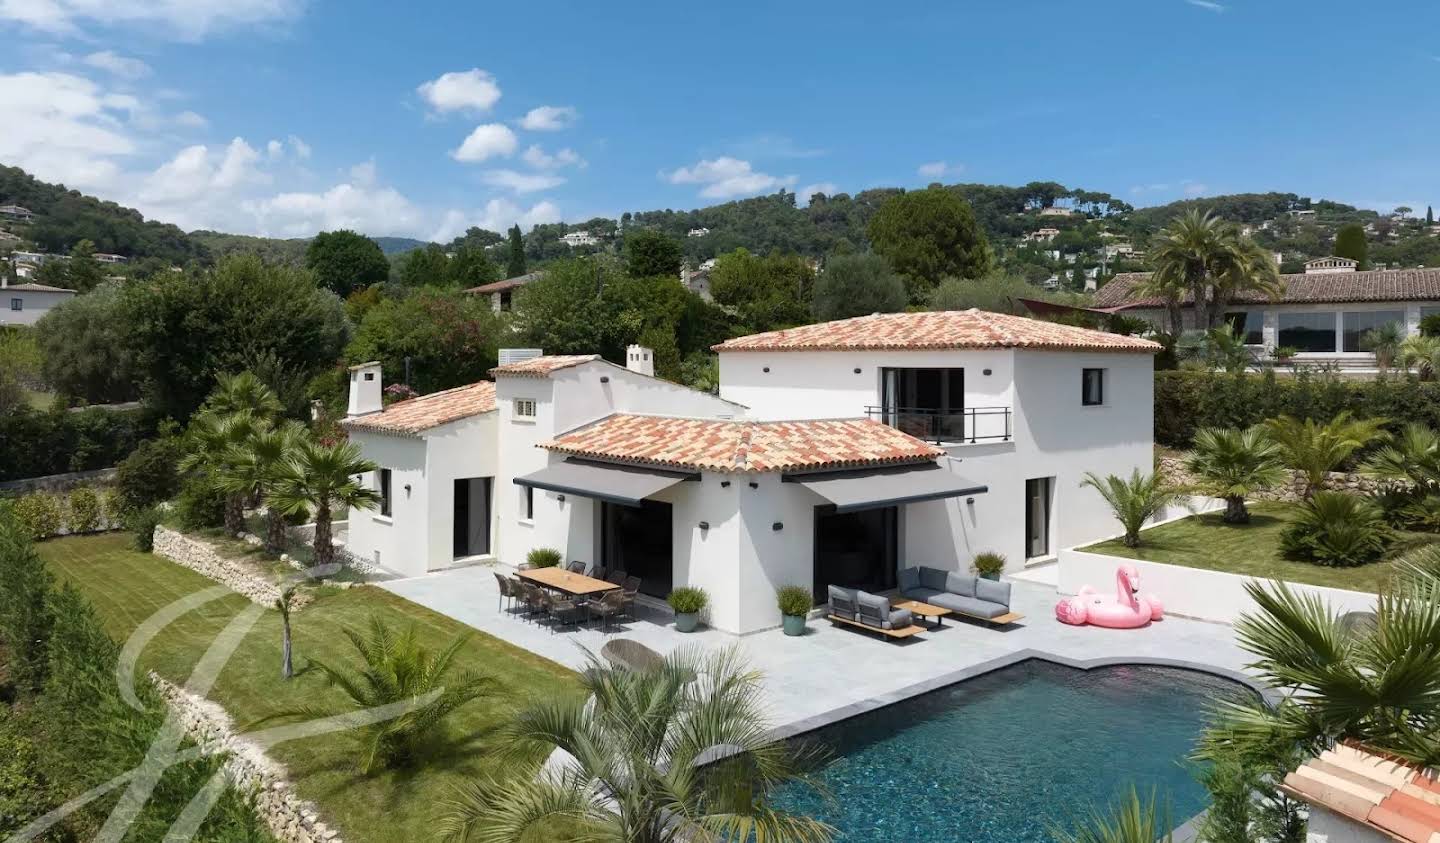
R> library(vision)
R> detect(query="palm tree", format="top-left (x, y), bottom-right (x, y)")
top-left (205, 370), bottom-right (283, 420)
top-left (1361, 322), bottom-right (1404, 373)
top-left (1399, 335), bottom-right (1440, 380)
top-left (1053, 786), bottom-right (1172, 843)
top-left (1145, 211), bottom-right (1282, 332)
top-left (267, 439), bottom-right (380, 569)
top-left (1262, 413), bottom-right (1389, 498)
top-left (1362, 423), bottom-right (1440, 491)
top-left (1079, 469), bottom-right (1184, 548)
top-left (179, 410), bottom-right (263, 535)
top-left (1205, 325), bottom-right (1254, 374)
top-left (216, 421), bottom-right (305, 553)
top-left (275, 585), bottom-right (297, 680)
top-left (270, 616), bottom-right (497, 773)
top-left (1208, 239), bottom-right (1282, 330)
top-left (1186, 426), bottom-right (1287, 523)
top-left (437, 646), bottom-right (835, 843)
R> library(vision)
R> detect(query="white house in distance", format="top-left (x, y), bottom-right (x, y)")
top-left (0, 205), bottom-right (33, 222)
top-left (1, 276), bottom-right (76, 326)
top-left (560, 231), bottom-right (599, 247)
top-left (342, 310), bottom-right (1159, 634)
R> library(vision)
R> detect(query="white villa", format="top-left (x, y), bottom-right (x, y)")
top-left (560, 231), bottom-right (599, 248)
top-left (342, 310), bottom-right (1159, 635)
top-left (1, 276), bottom-right (75, 326)
top-left (0, 205), bottom-right (33, 222)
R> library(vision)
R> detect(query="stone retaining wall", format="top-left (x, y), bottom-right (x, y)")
top-left (1159, 456), bottom-right (1382, 503)
top-left (150, 675), bottom-right (343, 843)
top-left (0, 467), bottom-right (117, 495)
top-left (152, 526), bottom-right (312, 609)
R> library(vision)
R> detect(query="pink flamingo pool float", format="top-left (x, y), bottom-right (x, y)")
top-left (1055, 563), bottom-right (1163, 628)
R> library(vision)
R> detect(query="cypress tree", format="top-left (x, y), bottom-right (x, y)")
top-left (1333, 223), bottom-right (1368, 269)
top-left (506, 225), bottom-right (526, 278)
top-left (1428, 206), bottom-right (1434, 226)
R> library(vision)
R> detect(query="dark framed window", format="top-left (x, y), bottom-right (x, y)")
top-left (1342, 310), bottom-right (1405, 353)
top-left (879, 367), bottom-right (965, 441)
top-left (9, 298), bottom-right (20, 311)
top-left (1224, 311), bottom-right (1263, 345)
top-left (1082, 368), bottom-right (1104, 406)
top-left (1278, 312), bottom-right (1338, 353)
top-left (378, 468), bottom-right (392, 517)
top-left (522, 485), bottom-right (534, 520)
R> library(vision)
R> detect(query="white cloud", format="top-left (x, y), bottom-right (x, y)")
top-left (517, 105), bottom-right (577, 131)
top-left (797, 182), bottom-right (838, 206)
top-left (139, 138), bottom-right (266, 206)
top-left (665, 156), bottom-right (795, 199)
top-left (266, 138), bottom-right (283, 158)
top-left (1184, 0), bottom-right (1226, 11)
top-left (452, 123), bottom-right (517, 163)
top-left (521, 144), bottom-right (583, 170)
top-left (480, 169), bottom-right (566, 194)
top-left (417, 68), bottom-right (501, 115)
top-left (287, 135), bottom-right (311, 159)
top-left (348, 159), bottom-right (377, 186)
top-left (917, 161), bottom-right (963, 179)
top-left (0, 0), bottom-right (306, 40)
top-left (174, 110), bottom-right (207, 129)
top-left (0, 70), bottom-right (136, 191)
top-left (83, 50), bottom-right (150, 79)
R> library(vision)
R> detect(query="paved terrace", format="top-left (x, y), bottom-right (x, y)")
top-left (379, 566), bottom-right (1258, 733)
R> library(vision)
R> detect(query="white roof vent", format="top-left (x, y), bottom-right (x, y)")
top-left (498, 348), bottom-right (544, 366)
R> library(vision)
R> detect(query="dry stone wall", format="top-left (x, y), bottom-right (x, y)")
top-left (1159, 456), bottom-right (1383, 503)
top-left (150, 675), bottom-right (344, 843)
top-left (152, 526), bottom-right (312, 609)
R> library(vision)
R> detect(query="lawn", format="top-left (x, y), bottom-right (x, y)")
top-left (1082, 501), bottom-right (1438, 593)
top-left (39, 533), bottom-right (582, 843)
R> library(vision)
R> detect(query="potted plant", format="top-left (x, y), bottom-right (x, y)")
top-left (1272, 345), bottom-right (1298, 370)
top-left (667, 586), bottom-right (708, 632)
top-left (526, 547), bottom-right (562, 569)
top-left (776, 585), bottom-right (812, 636)
top-left (972, 551), bottom-right (1006, 581)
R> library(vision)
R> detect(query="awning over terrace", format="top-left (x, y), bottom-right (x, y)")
top-left (513, 458), bottom-right (697, 507)
top-left (784, 462), bottom-right (987, 513)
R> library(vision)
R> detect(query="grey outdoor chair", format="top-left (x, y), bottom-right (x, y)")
top-left (493, 572), bottom-right (512, 612)
top-left (589, 590), bottom-right (625, 632)
top-left (567, 561), bottom-right (586, 574)
top-left (548, 593), bottom-right (586, 633)
top-left (590, 565), bottom-right (608, 580)
top-left (620, 576), bottom-right (641, 620)
top-left (605, 570), bottom-right (626, 585)
top-left (601, 638), bottom-right (664, 672)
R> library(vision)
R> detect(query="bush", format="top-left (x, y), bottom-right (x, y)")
top-left (667, 586), bottom-right (708, 614)
top-left (99, 487), bottom-right (124, 525)
top-left (0, 405), bottom-right (147, 483)
top-left (0, 511), bottom-right (53, 691)
top-left (115, 433), bottom-right (182, 511)
top-left (526, 547), bottom-right (562, 568)
top-left (127, 506), bottom-right (161, 552)
top-left (65, 487), bottom-right (101, 534)
top-left (972, 551), bottom-right (1007, 577)
top-left (8, 493), bottom-right (62, 540)
top-left (1280, 492), bottom-right (1392, 567)
top-left (776, 584), bottom-right (812, 617)
top-left (173, 478), bottom-right (226, 530)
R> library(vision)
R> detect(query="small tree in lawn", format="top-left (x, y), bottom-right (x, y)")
top-left (217, 421), bottom-right (305, 553)
top-left (1185, 426), bottom-right (1288, 524)
top-left (268, 439), bottom-right (380, 569)
top-left (276, 585), bottom-right (297, 680)
top-left (1081, 469), bottom-right (1184, 547)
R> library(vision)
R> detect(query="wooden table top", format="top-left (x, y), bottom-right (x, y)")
top-left (893, 599), bottom-right (952, 618)
top-left (517, 566), bottom-right (621, 596)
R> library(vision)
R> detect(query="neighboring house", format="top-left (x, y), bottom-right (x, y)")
top-left (680, 265), bottom-right (712, 301)
top-left (560, 230), bottom-right (599, 247)
top-left (465, 270), bottom-right (545, 312)
top-left (0, 205), bottom-right (33, 222)
top-left (687, 227), bottom-right (710, 237)
top-left (1038, 206), bottom-right (1074, 217)
top-left (93, 253), bottom-right (128, 264)
top-left (0, 230), bottom-right (20, 245)
top-left (1304, 256), bottom-right (1358, 274)
top-left (1, 277), bottom-right (76, 326)
top-left (1103, 242), bottom-right (1140, 261)
top-left (1024, 227), bottom-right (1060, 243)
top-left (1094, 263), bottom-right (1440, 363)
top-left (342, 310), bottom-right (1159, 634)
top-left (1289, 209), bottom-right (1317, 220)
top-left (699, 257), bottom-right (717, 271)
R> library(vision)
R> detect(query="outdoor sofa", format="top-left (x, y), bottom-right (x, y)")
top-left (898, 566), bottom-right (1021, 625)
top-left (827, 585), bottom-right (922, 639)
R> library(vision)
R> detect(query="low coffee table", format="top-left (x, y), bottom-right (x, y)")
top-left (893, 599), bottom-right (952, 629)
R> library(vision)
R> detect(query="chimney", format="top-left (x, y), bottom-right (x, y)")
top-left (626, 345), bottom-right (654, 377)
top-left (347, 361), bottom-right (383, 416)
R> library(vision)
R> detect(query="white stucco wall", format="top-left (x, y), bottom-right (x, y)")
top-left (1, 289), bottom-right (75, 326)
top-left (1304, 806), bottom-right (1392, 843)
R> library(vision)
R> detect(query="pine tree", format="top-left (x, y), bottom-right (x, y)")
top-left (506, 225), bottom-right (526, 278)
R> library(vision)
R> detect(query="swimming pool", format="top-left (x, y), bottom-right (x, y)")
top-left (770, 660), bottom-right (1252, 841)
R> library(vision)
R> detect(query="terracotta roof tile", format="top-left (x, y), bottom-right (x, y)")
top-left (1281, 743), bottom-right (1440, 843)
top-left (1095, 268), bottom-right (1440, 309)
top-left (712, 309), bottom-right (1159, 353)
top-left (342, 381), bottom-right (495, 436)
top-left (489, 355), bottom-right (599, 377)
top-left (542, 414), bottom-right (943, 473)
top-left (465, 271), bottom-right (545, 295)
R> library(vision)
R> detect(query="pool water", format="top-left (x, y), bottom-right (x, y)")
top-left (769, 660), bottom-right (1251, 842)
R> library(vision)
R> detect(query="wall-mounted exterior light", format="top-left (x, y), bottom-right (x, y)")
top-left (699, 521), bottom-right (710, 531)
top-left (772, 522), bottom-right (783, 531)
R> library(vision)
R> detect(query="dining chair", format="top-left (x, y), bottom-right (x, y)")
top-left (620, 576), bottom-right (641, 620)
top-left (589, 590), bottom-right (624, 632)
top-left (521, 583), bottom-right (546, 621)
top-left (567, 561), bottom-right (586, 574)
top-left (493, 572), bottom-right (512, 612)
top-left (550, 595), bottom-right (586, 633)
top-left (590, 565), bottom-right (608, 580)
top-left (605, 570), bottom-right (626, 585)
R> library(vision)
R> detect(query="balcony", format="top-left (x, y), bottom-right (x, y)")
top-left (865, 405), bottom-right (1013, 445)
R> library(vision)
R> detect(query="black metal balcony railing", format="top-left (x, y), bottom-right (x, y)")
top-left (865, 405), bottom-right (1012, 445)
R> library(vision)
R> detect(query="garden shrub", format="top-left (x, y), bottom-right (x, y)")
top-left (173, 478), bottom-right (226, 530)
top-left (526, 547), bottom-right (562, 568)
top-left (115, 432), bottom-right (182, 511)
top-left (0, 511), bottom-right (53, 691)
top-left (1280, 492), bottom-right (1392, 567)
top-left (99, 487), bottom-right (125, 526)
top-left (127, 506), bottom-right (161, 552)
top-left (65, 487), bottom-right (101, 534)
top-left (0, 405), bottom-right (147, 483)
top-left (8, 494), bottom-right (62, 541)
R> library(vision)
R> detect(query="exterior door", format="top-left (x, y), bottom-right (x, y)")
top-left (453, 477), bottom-right (492, 558)
top-left (1025, 478), bottom-right (1052, 559)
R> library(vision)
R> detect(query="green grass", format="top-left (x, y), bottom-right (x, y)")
top-left (39, 533), bottom-right (582, 843)
top-left (1082, 501), bottom-right (1438, 593)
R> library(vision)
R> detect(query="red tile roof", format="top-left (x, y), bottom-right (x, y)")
top-left (1096, 268), bottom-right (1440, 309)
top-left (542, 414), bottom-right (943, 473)
top-left (465, 271), bottom-right (545, 295)
top-left (489, 355), bottom-right (599, 378)
top-left (342, 381), bottom-right (496, 436)
top-left (1282, 743), bottom-right (1440, 843)
top-left (712, 309), bottom-right (1159, 353)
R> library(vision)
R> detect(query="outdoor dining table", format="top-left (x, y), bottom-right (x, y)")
top-left (516, 566), bottom-right (622, 597)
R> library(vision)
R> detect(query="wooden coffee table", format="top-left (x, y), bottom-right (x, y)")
top-left (893, 599), bottom-right (952, 629)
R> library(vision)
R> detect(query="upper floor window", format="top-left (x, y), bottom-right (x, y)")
top-left (1082, 368), bottom-right (1105, 406)
top-left (879, 367), bottom-right (965, 441)
top-left (513, 398), bottom-right (537, 419)
top-left (9, 298), bottom-right (20, 311)
top-left (378, 468), bottom-right (392, 517)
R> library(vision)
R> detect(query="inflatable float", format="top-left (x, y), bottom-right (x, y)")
top-left (1055, 563), bottom-right (1163, 628)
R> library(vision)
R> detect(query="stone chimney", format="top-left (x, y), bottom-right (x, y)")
top-left (626, 345), bottom-right (654, 377)
top-left (347, 361), bottom-right (382, 416)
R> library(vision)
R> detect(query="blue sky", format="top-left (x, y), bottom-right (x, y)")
top-left (2, 1), bottom-right (1436, 241)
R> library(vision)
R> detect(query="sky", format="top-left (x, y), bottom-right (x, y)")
top-left (2, 0), bottom-right (1437, 242)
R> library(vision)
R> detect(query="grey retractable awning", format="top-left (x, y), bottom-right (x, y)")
top-left (514, 458), bottom-right (697, 507)
top-left (785, 462), bottom-right (987, 513)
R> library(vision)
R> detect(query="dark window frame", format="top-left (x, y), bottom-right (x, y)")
top-left (522, 485), bottom-right (534, 520)
top-left (378, 468), bottom-right (392, 517)
top-left (1277, 312), bottom-right (1338, 353)
top-left (1081, 368), bottom-right (1105, 406)
top-left (9, 298), bottom-right (20, 311)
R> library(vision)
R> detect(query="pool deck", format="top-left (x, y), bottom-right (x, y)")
top-left (379, 564), bottom-right (1261, 734)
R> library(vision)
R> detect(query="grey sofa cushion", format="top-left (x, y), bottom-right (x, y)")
top-left (975, 577), bottom-right (1011, 608)
top-left (828, 585), bottom-right (859, 620)
top-left (887, 608), bottom-right (914, 629)
top-left (929, 592), bottom-right (1007, 619)
top-left (945, 572), bottom-right (977, 598)
top-left (898, 567), bottom-right (922, 593)
top-left (903, 586), bottom-right (943, 603)
top-left (855, 591), bottom-right (891, 627)
top-left (919, 567), bottom-right (948, 592)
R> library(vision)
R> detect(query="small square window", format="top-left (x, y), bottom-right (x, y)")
top-left (514, 398), bottom-right (537, 418)
top-left (378, 468), bottom-right (392, 517)
top-left (9, 298), bottom-right (20, 311)
top-left (363, 372), bottom-right (375, 381)
top-left (1082, 368), bottom-right (1105, 406)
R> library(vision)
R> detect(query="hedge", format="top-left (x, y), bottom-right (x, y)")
top-left (1, 488), bottom-right (125, 541)
top-left (0, 405), bottom-right (148, 483)
top-left (1155, 370), bottom-right (1440, 448)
